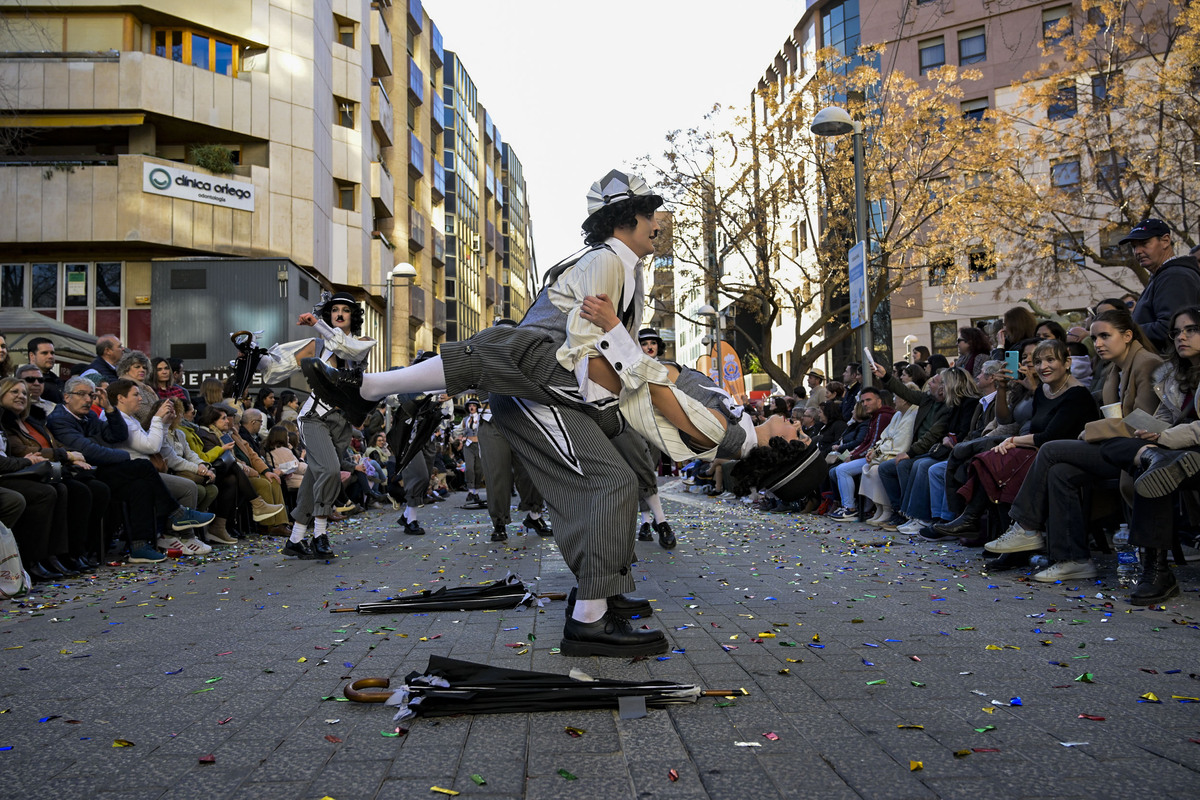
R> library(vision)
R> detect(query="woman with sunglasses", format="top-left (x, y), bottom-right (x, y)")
top-left (1092, 307), bottom-right (1200, 603)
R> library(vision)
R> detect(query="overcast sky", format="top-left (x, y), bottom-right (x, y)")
top-left (422, 0), bottom-right (807, 278)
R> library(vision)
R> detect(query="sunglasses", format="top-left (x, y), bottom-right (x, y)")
top-left (21, 376), bottom-right (45, 383)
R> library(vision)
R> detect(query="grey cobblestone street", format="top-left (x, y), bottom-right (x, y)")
top-left (2, 482), bottom-right (1198, 800)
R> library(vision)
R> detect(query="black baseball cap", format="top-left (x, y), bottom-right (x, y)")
top-left (1118, 218), bottom-right (1171, 245)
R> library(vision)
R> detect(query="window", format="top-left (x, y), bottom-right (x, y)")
top-left (31, 263), bottom-right (57, 308)
top-left (1043, 5), bottom-right (1072, 42)
top-left (95, 263), bottom-right (121, 307)
top-left (335, 180), bottom-right (357, 211)
top-left (335, 96), bottom-right (356, 128)
top-left (958, 26), bottom-right (986, 65)
top-left (926, 254), bottom-right (953, 286)
top-left (961, 98), bottom-right (989, 124)
top-left (65, 263), bottom-right (88, 307)
top-left (1092, 71), bottom-right (1122, 108)
top-left (931, 320), bottom-right (959, 357)
top-left (1054, 232), bottom-right (1085, 270)
top-left (918, 36), bottom-right (945, 74)
top-left (1, 264), bottom-right (23, 307)
top-left (1048, 82), bottom-right (1077, 120)
top-left (335, 15), bottom-right (355, 47)
top-left (153, 28), bottom-right (238, 76)
top-left (1051, 158), bottom-right (1080, 191)
top-left (967, 248), bottom-right (996, 282)
top-left (1099, 228), bottom-right (1131, 264)
top-left (1094, 150), bottom-right (1127, 193)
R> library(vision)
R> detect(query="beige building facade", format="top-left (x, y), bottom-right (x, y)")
top-left (0, 0), bottom-right (532, 372)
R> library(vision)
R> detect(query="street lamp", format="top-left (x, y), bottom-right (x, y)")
top-left (697, 303), bottom-right (723, 391)
top-left (811, 105), bottom-right (874, 386)
top-left (903, 333), bottom-right (919, 363)
top-left (386, 262), bottom-right (417, 369)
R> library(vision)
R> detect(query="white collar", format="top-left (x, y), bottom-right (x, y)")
top-left (605, 237), bottom-right (642, 315)
top-left (981, 390), bottom-right (997, 407)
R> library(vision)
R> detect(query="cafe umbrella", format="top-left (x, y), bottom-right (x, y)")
top-left (345, 655), bottom-right (745, 721)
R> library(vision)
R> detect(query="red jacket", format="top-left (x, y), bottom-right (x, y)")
top-left (850, 405), bottom-right (896, 460)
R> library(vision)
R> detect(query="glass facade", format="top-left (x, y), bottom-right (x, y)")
top-left (443, 54), bottom-right (482, 342)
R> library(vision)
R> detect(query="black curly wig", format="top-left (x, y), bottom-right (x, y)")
top-left (320, 296), bottom-right (365, 336)
top-left (581, 195), bottom-right (663, 246)
top-left (730, 437), bottom-right (822, 500)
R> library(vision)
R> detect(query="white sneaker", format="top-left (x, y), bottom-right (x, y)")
top-left (1180, 543), bottom-right (1200, 562)
top-left (897, 519), bottom-right (927, 535)
top-left (1032, 560), bottom-right (1098, 582)
top-left (157, 536), bottom-right (185, 551)
top-left (984, 523), bottom-right (1045, 553)
top-left (180, 537), bottom-right (212, 556)
top-left (865, 508), bottom-right (890, 526)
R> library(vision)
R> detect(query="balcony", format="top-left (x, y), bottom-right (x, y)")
top-left (409, 206), bottom-right (427, 250)
top-left (370, 81), bottom-right (394, 146)
top-left (431, 92), bottom-right (445, 133)
top-left (408, 284), bottom-right (426, 324)
top-left (484, 164), bottom-right (495, 197)
top-left (371, 160), bottom-right (394, 218)
top-left (486, 275), bottom-right (498, 306)
top-left (407, 0), bottom-right (423, 33)
top-left (485, 219), bottom-right (496, 251)
top-left (370, 233), bottom-right (389, 285)
top-left (431, 228), bottom-right (446, 264)
top-left (430, 20), bottom-right (444, 66)
top-left (431, 159), bottom-right (445, 201)
top-left (484, 110), bottom-right (494, 143)
top-left (370, 5), bottom-right (394, 77)
top-left (432, 298), bottom-right (447, 334)
top-left (407, 58), bottom-right (424, 104)
top-left (408, 132), bottom-right (424, 176)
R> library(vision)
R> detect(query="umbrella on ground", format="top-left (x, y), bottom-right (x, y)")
top-left (344, 655), bottom-right (744, 720)
top-left (330, 575), bottom-right (564, 614)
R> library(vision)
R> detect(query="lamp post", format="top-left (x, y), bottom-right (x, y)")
top-left (811, 105), bottom-right (874, 386)
top-left (903, 333), bottom-right (919, 363)
top-left (697, 303), bottom-right (723, 391)
top-left (385, 262), bottom-right (417, 369)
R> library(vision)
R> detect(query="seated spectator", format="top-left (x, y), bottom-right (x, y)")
top-left (911, 345), bottom-right (931, 372)
top-left (814, 403), bottom-right (846, 454)
top-left (1087, 297), bottom-right (1130, 403)
top-left (108, 379), bottom-right (212, 555)
top-left (827, 387), bottom-right (896, 519)
top-left (15, 364), bottom-right (55, 422)
top-left (901, 363), bottom-right (928, 389)
top-left (991, 306), bottom-right (1039, 359)
top-left (926, 353), bottom-right (950, 374)
top-left (859, 391), bottom-right (918, 524)
top-left (47, 376), bottom-right (213, 564)
top-left (215, 406), bottom-right (289, 535)
top-left (1, 377), bottom-right (109, 581)
top-left (1067, 340), bottom-right (1094, 387)
top-left (161, 398), bottom-right (219, 520)
top-left (253, 389), bottom-right (277, 425)
top-left (364, 431), bottom-right (393, 490)
top-left (278, 390), bottom-right (301, 424)
top-left (1036, 319), bottom-right (1068, 342)
top-left (955, 327), bottom-right (992, 378)
top-left (1093, 306), bottom-right (1200, 603)
top-left (192, 404), bottom-right (284, 541)
top-left (150, 356), bottom-right (188, 402)
top-left (840, 363), bottom-right (863, 421)
top-left (929, 339), bottom-right (1099, 539)
top-left (989, 308), bottom-right (1161, 581)
top-left (265, 424), bottom-right (306, 491)
top-left (115, 350), bottom-right (157, 423)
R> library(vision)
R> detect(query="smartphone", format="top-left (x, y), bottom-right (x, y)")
top-left (219, 432), bottom-right (234, 445)
top-left (1004, 350), bottom-right (1020, 376)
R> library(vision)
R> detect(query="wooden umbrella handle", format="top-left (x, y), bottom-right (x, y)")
top-left (344, 677), bottom-right (394, 703)
top-left (701, 689), bottom-right (747, 697)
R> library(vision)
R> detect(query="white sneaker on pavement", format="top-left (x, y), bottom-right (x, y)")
top-left (1032, 560), bottom-right (1098, 582)
top-left (984, 523), bottom-right (1045, 553)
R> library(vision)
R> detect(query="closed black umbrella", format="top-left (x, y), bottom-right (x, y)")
top-left (345, 655), bottom-right (742, 720)
top-left (331, 576), bottom-right (563, 614)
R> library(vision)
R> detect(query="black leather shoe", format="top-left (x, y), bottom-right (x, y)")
top-left (523, 514), bottom-right (552, 537)
top-left (1135, 448), bottom-right (1200, 498)
top-left (82, 554), bottom-right (101, 568)
top-left (655, 521), bottom-right (676, 549)
top-left (69, 556), bottom-right (96, 573)
top-left (312, 534), bottom-right (335, 558)
top-left (1130, 548), bottom-right (1180, 605)
top-left (931, 512), bottom-right (981, 537)
top-left (299, 357), bottom-right (376, 427)
top-left (565, 587), bottom-right (653, 619)
top-left (27, 562), bottom-right (60, 582)
top-left (560, 612), bottom-right (668, 657)
top-left (45, 556), bottom-right (78, 577)
top-left (403, 519), bottom-right (426, 535)
top-left (281, 539), bottom-right (316, 559)
top-left (491, 526), bottom-right (508, 542)
top-left (637, 522), bottom-right (654, 541)
top-left (983, 551), bottom-right (1031, 571)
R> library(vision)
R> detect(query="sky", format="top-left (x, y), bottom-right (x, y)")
top-left (421, 0), bottom-right (808, 278)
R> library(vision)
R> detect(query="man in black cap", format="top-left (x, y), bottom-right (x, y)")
top-left (1121, 218), bottom-right (1200, 350)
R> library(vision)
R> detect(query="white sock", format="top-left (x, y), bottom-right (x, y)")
top-left (646, 494), bottom-right (666, 525)
top-left (289, 522), bottom-right (307, 543)
top-left (313, 517), bottom-right (328, 539)
top-left (640, 511), bottom-right (653, 525)
top-left (404, 505), bottom-right (418, 523)
top-left (571, 597), bottom-right (607, 623)
top-left (360, 357), bottom-right (447, 401)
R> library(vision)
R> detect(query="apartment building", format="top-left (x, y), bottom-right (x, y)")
top-left (0, 0), bottom-right (532, 381)
top-left (717, 0), bottom-right (1142, 381)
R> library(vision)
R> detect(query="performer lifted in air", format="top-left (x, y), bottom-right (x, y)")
top-left (301, 170), bottom-right (801, 657)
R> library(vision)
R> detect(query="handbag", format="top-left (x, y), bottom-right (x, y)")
top-left (147, 453), bottom-right (168, 473)
top-left (0, 521), bottom-right (30, 600)
top-left (1082, 417), bottom-right (1133, 444)
top-left (0, 460), bottom-right (62, 483)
